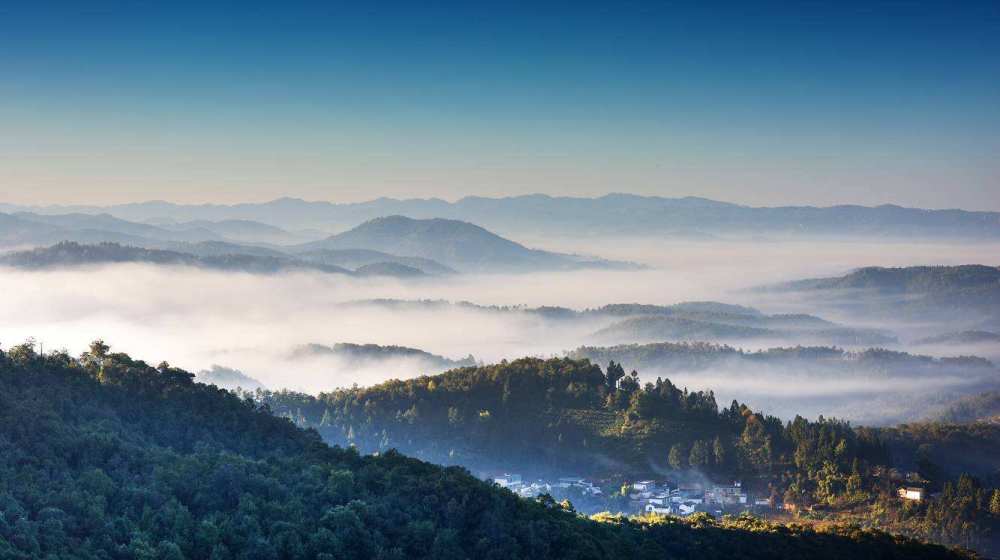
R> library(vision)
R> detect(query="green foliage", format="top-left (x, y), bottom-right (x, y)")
top-left (0, 342), bottom-right (967, 559)
top-left (872, 475), bottom-right (1000, 555)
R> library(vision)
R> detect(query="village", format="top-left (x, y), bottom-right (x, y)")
top-left (491, 473), bottom-right (929, 517)
top-left (491, 474), bottom-right (772, 517)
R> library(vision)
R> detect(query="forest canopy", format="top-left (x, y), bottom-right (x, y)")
top-left (0, 340), bottom-right (974, 560)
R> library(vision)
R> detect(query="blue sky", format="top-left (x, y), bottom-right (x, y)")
top-left (2, 1), bottom-right (999, 209)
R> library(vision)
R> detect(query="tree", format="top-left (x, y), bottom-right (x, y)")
top-left (669, 444), bottom-right (686, 470)
top-left (689, 440), bottom-right (710, 468)
top-left (88, 339), bottom-right (109, 359)
top-left (713, 436), bottom-right (727, 469)
top-left (606, 361), bottom-right (626, 390)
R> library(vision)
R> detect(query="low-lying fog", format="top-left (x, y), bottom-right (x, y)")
top-left (2, 238), bottom-right (997, 425)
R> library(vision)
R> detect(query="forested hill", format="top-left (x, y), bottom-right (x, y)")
top-left (256, 358), bottom-right (1000, 556)
top-left (261, 358), bottom-right (891, 478)
top-left (1, 342), bottom-right (968, 560)
top-left (292, 342), bottom-right (476, 370)
top-left (758, 265), bottom-right (1000, 325)
top-left (774, 265), bottom-right (1000, 294)
top-left (567, 342), bottom-right (996, 376)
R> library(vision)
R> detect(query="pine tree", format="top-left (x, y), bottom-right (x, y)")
top-left (689, 440), bottom-right (710, 468)
top-left (713, 436), bottom-right (727, 468)
top-left (669, 443), bottom-right (686, 470)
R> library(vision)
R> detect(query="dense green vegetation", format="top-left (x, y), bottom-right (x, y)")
top-left (924, 391), bottom-right (1000, 424)
top-left (3, 342), bottom-right (971, 559)
top-left (255, 357), bottom-right (1000, 555)
top-left (258, 358), bottom-right (894, 479)
top-left (875, 422), bottom-right (1000, 481)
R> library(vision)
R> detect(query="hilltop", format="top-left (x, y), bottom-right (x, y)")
top-left (294, 215), bottom-right (629, 272)
top-left (291, 342), bottom-right (476, 372)
top-left (759, 265), bottom-right (1000, 325)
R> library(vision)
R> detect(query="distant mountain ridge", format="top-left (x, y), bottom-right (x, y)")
top-left (0, 210), bottom-right (313, 250)
top-left (771, 265), bottom-right (1000, 293)
top-left (926, 391), bottom-right (1000, 424)
top-left (759, 265), bottom-right (1000, 326)
top-left (295, 215), bottom-right (632, 272)
top-left (591, 315), bottom-right (896, 346)
top-left (299, 248), bottom-right (456, 275)
top-left (0, 210), bottom-right (626, 273)
top-left (568, 342), bottom-right (995, 376)
top-left (0, 241), bottom-right (448, 277)
top-left (292, 342), bottom-right (476, 371)
top-left (913, 330), bottom-right (1000, 346)
top-left (5, 193), bottom-right (999, 239)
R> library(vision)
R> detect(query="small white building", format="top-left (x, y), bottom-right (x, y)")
top-left (645, 503), bottom-right (671, 515)
top-left (633, 480), bottom-right (657, 491)
top-left (677, 500), bottom-right (701, 515)
top-left (494, 474), bottom-right (522, 488)
top-left (899, 487), bottom-right (925, 502)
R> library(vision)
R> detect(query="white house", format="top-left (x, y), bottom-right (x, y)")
top-left (645, 503), bottom-right (671, 515)
top-left (494, 474), bottom-right (522, 488)
top-left (899, 487), bottom-right (925, 502)
top-left (677, 501), bottom-right (701, 515)
top-left (706, 483), bottom-right (748, 505)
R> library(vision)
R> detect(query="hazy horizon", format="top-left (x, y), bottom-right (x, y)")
top-left (4, 191), bottom-right (999, 214)
top-left (4, 3), bottom-right (999, 210)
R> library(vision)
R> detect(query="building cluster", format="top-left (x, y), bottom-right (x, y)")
top-left (629, 480), bottom-right (761, 516)
top-left (492, 474), bottom-right (769, 517)
top-left (492, 474), bottom-right (604, 499)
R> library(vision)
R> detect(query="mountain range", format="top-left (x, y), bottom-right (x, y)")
top-left (4, 193), bottom-right (1000, 239)
top-left (0, 212), bottom-right (631, 273)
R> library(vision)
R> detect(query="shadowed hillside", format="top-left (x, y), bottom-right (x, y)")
top-left (0, 341), bottom-right (968, 560)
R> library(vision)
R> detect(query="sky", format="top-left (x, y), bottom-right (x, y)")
top-left (2, 1), bottom-right (999, 210)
